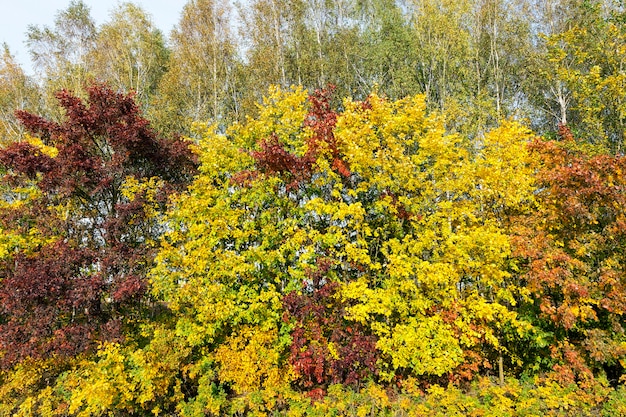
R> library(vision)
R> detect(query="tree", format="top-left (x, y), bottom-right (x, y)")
top-left (470, 0), bottom-right (532, 120)
top-left (151, 0), bottom-right (237, 134)
top-left (513, 125), bottom-right (626, 383)
top-left (0, 83), bottom-right (196, 368)
top-left (134, 86), bottom-right (536, 412)
top-left (522, 0), bottom-right (578, 131)
top-left (523, 0), bottom-right (625, 150)
top-left (555, 2), bottom-right (626, 151)
top-left (240, 0), bottom-right (290, 89)
top-left (26, 0), bottom-right (96, 113)
top-left (359, 0), bottom-right (419, 100)
top-left (0, 45), bottom-right (41, 145)
top-left (238, 0), bottom-right (304, 115)
top-left (26, 0), bottom-right (96, 76)
top-left (411, 0), bottom-right (475, 109)
top-left (90, 3), bottom-right (169, 106)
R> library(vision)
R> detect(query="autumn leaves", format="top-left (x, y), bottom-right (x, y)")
top-left (0, 84), bottom-right (625, 414)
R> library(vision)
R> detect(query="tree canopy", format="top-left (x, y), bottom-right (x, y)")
top-left (1, 0), bottom-right (626, 415)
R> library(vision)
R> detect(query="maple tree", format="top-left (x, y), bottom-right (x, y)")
top-left (0, 83), bottom-right (196, 368)
top-left (513, 125), bottom-right (626, 383)
top-left (111, 85), bottom-right (535, 414)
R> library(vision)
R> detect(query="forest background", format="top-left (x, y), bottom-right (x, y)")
top-left (0, 0), bottom-right (626, 415)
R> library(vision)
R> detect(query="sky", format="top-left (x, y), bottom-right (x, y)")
top-left (0, 0), bottom-right (189, 76)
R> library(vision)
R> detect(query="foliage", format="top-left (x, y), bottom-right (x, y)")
top-left (124, 86), bottom-right (541, 414)
top-left (90, 3), bottom-right (169, 106)
top-left (0, 83), bottom-right (196, 412)
top-left (538, 0), bottom-right (626, 151)
top-left (513, 124), bottom-right (626, 383)
top-left (0, 46), bottom-right (41, 145)
top-left (283, 267), bottom-right (379, 395)
top-left (150, 0), bottom-right (237, 135)
top-left (2, 0), bottom-right (626, 407)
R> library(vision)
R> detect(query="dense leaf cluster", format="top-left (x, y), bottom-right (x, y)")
top-left (0, 0), bottom-right (625, 415)
top-left (0, 84), bottom-right (196, 370)
top-left (1, 83), bottom-right (623, 415)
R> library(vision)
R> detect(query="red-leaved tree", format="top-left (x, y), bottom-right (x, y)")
top-left (283, 259), bottom-right (379, 398)
top-left (513, 125), bottom-right (626, 383)
top-left (0, 83), bottom-right (197, 368)
top-left (247, 86), bottom-right (350, 191)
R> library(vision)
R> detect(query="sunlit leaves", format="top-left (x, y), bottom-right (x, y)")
top-left (0, 83), bottom-right (196, 367)
top-left (513, 126), bottom-right (626, 379)
top-left (148, 86), bottom-right (539, 409)
top-left (90, 3), bottom-right (169, 105)
top-left (541, 2), bottom-right (626, 151)
top-left (4, 78), bottom-right (626, 412)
